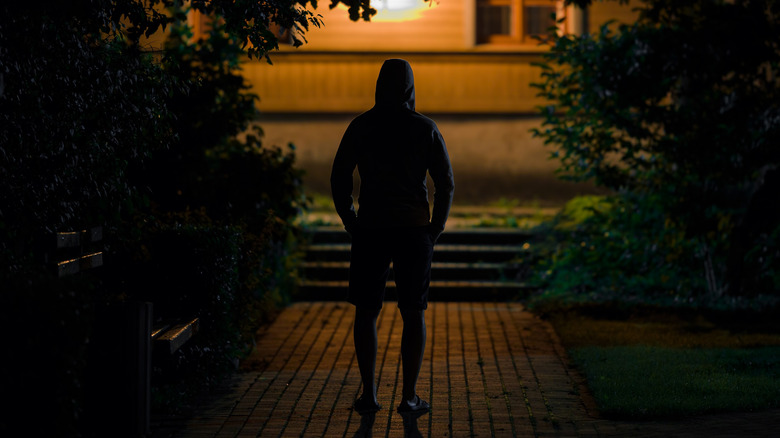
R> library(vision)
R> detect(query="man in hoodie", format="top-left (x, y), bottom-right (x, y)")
top-left (331, 59), bottom-right (455, 415)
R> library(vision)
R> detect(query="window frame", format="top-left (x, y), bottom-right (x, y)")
top-left (475, 0), bottom-right (566, 46)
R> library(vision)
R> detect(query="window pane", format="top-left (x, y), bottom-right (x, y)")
top-left (524, 6), bottom-right (556, 37)
top-left (477, 4), bottom-right (511, 42)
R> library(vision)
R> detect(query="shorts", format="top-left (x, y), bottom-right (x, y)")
top-left (348, 226), bottom-right (435, 310)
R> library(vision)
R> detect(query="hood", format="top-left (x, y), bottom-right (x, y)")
top-left (374, 58), bottom-right (415, 111)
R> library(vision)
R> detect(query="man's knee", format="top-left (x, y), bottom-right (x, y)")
top-left (399, 308), bottom-right (425, 323)
top-left (355, 305), bottom-right (382, 321)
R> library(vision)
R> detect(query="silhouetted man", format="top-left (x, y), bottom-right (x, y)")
top-left (331, 59), bottom-right (454, 415)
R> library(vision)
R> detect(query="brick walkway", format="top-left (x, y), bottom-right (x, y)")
top-left (153, 302), bottom-right (780, 437)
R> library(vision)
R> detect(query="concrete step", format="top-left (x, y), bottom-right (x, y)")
top-left (304, 243), bottom-right (527, 263)
top-left (301, 261), bottom-right (523, 282)
top-left (296, 280), bottom-right (532, 302)
top-left (296, 226), bottom-right (538, 302)
top-left (306, 226), bottom-right (533, 246)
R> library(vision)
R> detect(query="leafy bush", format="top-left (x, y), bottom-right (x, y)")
top-left (531, 0), bottom-right (780, 305)
top-left (108, 208), bottom-right (304, 411)
top-left (128, 218), bottom-right (245, 410)
top-left (742, 224), bottom-right (780, 296)
top-left (526, 195), bottom-right (780, 312)
top-left (0, 2), bottom-right (308, 431)
top-left (2, 269), bottom-right (101, 436)
top-left (121, 9), bottom-right (309, 411)
top-left (0, 6), bottom-right (173, 435)
top-left (0, 10), bottom-right (174, 269)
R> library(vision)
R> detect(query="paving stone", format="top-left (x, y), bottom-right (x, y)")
top-left (151, 301), bottom-right (780, 438)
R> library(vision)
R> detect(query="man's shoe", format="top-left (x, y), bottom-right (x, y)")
top-left (354, 396), bottom-right (382, 414)
top-left (396, 395), bottom-right (430, 414)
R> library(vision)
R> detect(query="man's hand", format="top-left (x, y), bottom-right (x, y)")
top-left (426, 224), bottom-right (443, 244)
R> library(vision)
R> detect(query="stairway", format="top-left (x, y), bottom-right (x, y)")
top-left (296, 227), bottom-right (535, 302)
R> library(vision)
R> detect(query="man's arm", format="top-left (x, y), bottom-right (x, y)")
top-left (331, 123), bottom-right (360, 233)
top-left (428, 130), bottom-right (454, 237)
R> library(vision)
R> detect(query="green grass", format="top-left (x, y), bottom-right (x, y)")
top-left (570, 345), bottom-right (780, 419)
top-left (297, 193), bottom-right (563, 229)
top-left (548, 309), bottom-right (780, 419)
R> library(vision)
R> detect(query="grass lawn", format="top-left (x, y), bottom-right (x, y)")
top-left (547, 308), bottom-right (780, 419)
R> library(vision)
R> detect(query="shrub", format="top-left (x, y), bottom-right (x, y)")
top-left (526, 195), bottom-right (779, 312)
top-left (531, 0), bottom-right (780, 305)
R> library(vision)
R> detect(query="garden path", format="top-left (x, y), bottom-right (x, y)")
top-left (151, 301), bottom-right (779, 437)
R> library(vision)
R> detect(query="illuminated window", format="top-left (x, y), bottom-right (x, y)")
top-left (476, 0), bottom-right (564, 44)
top-left (372, 0), bottom-right (435, 22)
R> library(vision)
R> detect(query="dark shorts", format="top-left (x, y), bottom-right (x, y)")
top-left (348, 226), bottom-right (435, 310)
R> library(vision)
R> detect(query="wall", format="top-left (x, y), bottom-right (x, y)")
top-left (257, 113), bottom-right (601, 205)
top-left (587, 1), bottom-right (640, 32)
top-left (246, 0), bottom-right (637, 205)
top-left (244, 53), bottom-right (547, 114)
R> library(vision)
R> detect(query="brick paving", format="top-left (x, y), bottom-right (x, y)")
top-left (152, 301), bottom-right (780, 437)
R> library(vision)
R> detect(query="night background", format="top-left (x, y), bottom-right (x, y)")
top-left (1, 0), bottom-right (779, 436)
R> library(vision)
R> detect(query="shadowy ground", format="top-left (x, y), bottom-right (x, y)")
top-left (546, 306), bottom-right (780, 422)
top-left (151, 302), bottom-right (780, 437)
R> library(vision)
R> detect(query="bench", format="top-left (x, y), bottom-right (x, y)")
top-left (152, 317), bottom-right (200, 356)
top-left (52, 226), bottom-right (199, 435)
top-left (51, 226), bottom-right (199, 355)
top-left (50, 226), bottom-right (104, 277)
top-left (50, 226), bottom-right (149, 435)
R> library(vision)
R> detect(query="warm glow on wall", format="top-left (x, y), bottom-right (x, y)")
top-left (370, 0), bottom-right (438, 22)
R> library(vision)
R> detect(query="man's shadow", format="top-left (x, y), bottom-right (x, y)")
top-left (352, 412), bottom-right (376, 438)
top-left (400, 410), bottom-right (426, 438)
top-left (353, 411), bottom-right (427, 438)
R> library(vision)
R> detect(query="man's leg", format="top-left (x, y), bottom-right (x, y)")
top-left (348, 227), bottom-right (391, 412)
top-left (354, 306), bottom-right (382, 406)
top-left (393, 227), bottom-right (434, 412)
top-left (399, 308), bottom-right (426, 403)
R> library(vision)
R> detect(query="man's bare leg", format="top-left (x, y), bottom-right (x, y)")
top-left (399, 308), bottom-right (426, 403)
top-left (354, 306), bottom-right (382, 408)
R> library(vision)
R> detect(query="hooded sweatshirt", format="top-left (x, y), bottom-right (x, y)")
top-left (330, 59), bottom-right (455, 232)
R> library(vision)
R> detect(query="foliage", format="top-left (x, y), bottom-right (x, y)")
top-left (125, 216), bottom-right (246, 410)
top-left (1, 6), bottom-right (173, 434)
top-left (535, 0), bottom-right (780, 201)
top-left (137, 3), bottom-right (309, 335)
top-left (532, 0), bottom-right (780, 302)
top-left (744, 224), bottom-right (780, 293)
top-left (110, 210), bottom-right (303, 412)
top-left (120, 5), bottom-right (310, 411)
top-left (529, 195), bottom-right (711, 308)
top-left (142, 16), bottom-right (308, 229)
top-left (528, 194), bottom-right (780, 311)
top-left (0, 8), bottom-right (174, 268)
top-left (0, 0), bottom-right (371, 433)
top-left (1, 269), bottom-right (101, 436)
top-left (0, 0), bottom-right (374, 263)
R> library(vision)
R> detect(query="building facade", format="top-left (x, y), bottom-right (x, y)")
top-left (241, 0), bottom-right (637, 204)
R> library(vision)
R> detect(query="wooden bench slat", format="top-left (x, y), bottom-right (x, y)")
top-left (56, 252), bottom-right (104, 277)
top-left (57, 258), bottom-right (82, 277)
top-left (57, 232), bottom-right (81, 249)
top-left (87, 227), bottom-right (102, 243)
top-left (80, 252), bottom-right (103, 270)
top-left (54, 227), bottom-right (104, 276)
top-left (151, 323), bottom-right (173, 340)
top-left (56, 227), bottom-right (103, 249)
top-left (154, 318), bottom-right (199, 355)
